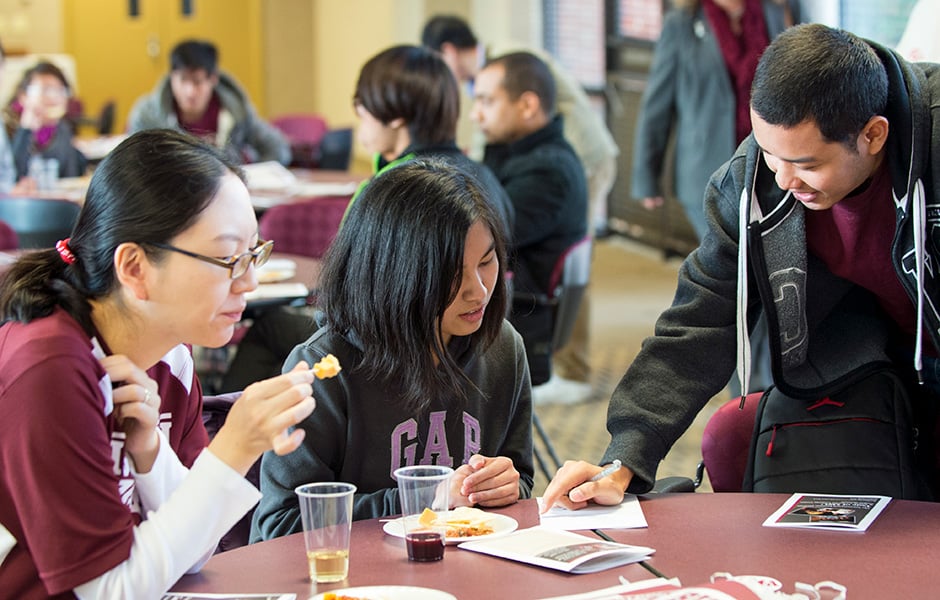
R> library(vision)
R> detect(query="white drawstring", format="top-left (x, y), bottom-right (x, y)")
top-left (736, 187), bottom-right (752, 405)
top-left (912, 179), bottom-right (926, 382)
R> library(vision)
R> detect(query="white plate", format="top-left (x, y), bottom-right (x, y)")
top-left (256, 258), bottom-right (297, 283)
top-left (310, 586), bottom-right (456, 600)
top-left (382, 511), bottom-right (518, 545)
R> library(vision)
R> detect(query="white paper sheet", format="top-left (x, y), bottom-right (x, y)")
top-left (289, 181), bottom-right (359, 197)
top-left (537, 495), bottom-right (648, 530)
top-left (241, 161), bottom-right (297, 190)
top-left (244, 282), bottom-right (309, 301)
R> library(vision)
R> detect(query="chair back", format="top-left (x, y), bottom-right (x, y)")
top-left (259, 195), bottom-right (351, 259)
top-left (318, 128), bottom-right (353, 170)
top-left (0, 198), bottom-right (81, 249)
top-left (97, 100), bottom-right (116, 135)
top-left (0, 219), bottom-right (19, 250)
top-left (549, 236), bottom-right (592, 351)
top-left (271, 114), bottom-right (330, 168)
top-left (701, 392), bottom-right (761, 492)
top-left (271, 113), bottom-right (329, 144)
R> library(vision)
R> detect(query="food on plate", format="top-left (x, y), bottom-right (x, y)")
top-left (313, 354), bottom-right (342, 379)
top-left (418, 506), bottom-right (495, 538)
top-left (323, 594), bottom-right (375, 600)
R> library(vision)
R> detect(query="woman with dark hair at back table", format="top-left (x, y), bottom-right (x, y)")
top-left (219, 44), bottom-right (514, 395)
top-left (4, 61), bottom-right (87, 181)
top-left (0, 129), bottom-right (316, 599)
top-left (251, 158), bottom-right (533, 539)
top-left (347, 44), bottom-right (513, 234)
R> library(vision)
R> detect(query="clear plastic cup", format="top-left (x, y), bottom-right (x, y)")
top-left (295, 482), bottom-right (356, 582)
top-left (394, 465), bottom-right (453, 561)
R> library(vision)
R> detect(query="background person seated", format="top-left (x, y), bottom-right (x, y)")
top-left (472, 51), bottom-right (588, 390)
top-left (422, 14), bottom-right (615, 402)
top-left (0, 39), bottom-right (15, 192)
top-left (128, 39), bottom-right (290, 165)
top-left (348, 44), bottom-right (514, 236)
top-left (3, 61), bottom-right (87, 181)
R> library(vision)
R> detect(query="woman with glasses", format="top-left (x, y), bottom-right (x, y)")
top-left (4, 61), bottom-right (87, 183)
top-left (251, 158), bottom-right (533, 539)
top-left (0, 129), bottom-right (317, 598)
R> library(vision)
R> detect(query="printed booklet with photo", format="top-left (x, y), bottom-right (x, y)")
top-left (762, 493), bottom-right (892, 532)
top-left (458, 526), bottom-right (654, 574)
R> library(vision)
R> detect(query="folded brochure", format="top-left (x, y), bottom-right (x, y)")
top-left (458, 526), bottom-right (653, 574)
top-left (162, 594), bottom-right (295, 600)
top-left (762, 492), bottom-right (891, 531)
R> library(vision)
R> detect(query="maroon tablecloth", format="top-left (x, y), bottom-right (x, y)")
top-left (171, 494), bottom-right (940, 598)
top-left (171, 499), bottom-right (652, 599)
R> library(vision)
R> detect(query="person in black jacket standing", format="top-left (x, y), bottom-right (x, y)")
top-left (472, 52), bottom-right (588, 387)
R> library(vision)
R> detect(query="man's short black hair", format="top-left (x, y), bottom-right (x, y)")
top-left (751, 23), bottom-right (888, 147)
top-left (170, 40), bottom-right (218, 74)
top-left (421, 15), bottom-right (478, 51)
top-left (486, 52), bottom-right (557, 117)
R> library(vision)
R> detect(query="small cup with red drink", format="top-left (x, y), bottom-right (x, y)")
top-left (393, 465), bottom-right (454, 562)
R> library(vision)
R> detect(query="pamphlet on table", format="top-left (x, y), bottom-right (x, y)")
top-left (458, 526), bottom-right (653, 574)
top-left (762, 493), bottom-right (891, 531)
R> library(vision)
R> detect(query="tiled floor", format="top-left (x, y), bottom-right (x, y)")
top-left (531, 235), bottom-right (727, 495)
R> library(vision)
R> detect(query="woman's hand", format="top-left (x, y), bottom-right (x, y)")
top-left (209, 362), bottom-right (316, 475)
top-left (19, 102), bottom-right (44, 130)
top-left (10, 176), bottom-right (38, 195)
top-left (98, 355), bottom-right (162, 472)
top-left (540, 459), bottom-right (632, 513)
top-left (450, 454), bottom-right (520, 508)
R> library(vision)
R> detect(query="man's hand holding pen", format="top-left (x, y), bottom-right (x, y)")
top-left (540, 459), bottom-right (633, 513)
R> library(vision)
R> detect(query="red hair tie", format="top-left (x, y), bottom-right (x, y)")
top-left (55, 238), bottom-right (76, 265)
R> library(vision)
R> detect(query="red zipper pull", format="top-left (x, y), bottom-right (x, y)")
top-left (766, 425), bottom-right (778, 456)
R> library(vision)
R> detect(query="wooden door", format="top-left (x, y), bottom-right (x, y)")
top-left (63, 0), bottom-right (262, 135)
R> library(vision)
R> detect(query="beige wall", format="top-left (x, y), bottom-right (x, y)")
top-left (262, 0), bottom-right (316, 118)
top-left (0, 0), bottom-right (540, 171)
top-left (0, 0), bottom-right (63, 54)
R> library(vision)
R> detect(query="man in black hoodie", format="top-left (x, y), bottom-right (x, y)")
top-left (472, 51), bottom-right (588, 387)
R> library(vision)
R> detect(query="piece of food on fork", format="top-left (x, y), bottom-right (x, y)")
top-left (313, 354), bottom-right (342, 379)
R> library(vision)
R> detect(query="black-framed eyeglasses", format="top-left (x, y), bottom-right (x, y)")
top-left (147, 239), bottom-right (274, 279)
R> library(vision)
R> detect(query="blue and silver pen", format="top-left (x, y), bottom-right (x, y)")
top-left (588, 459), bottom-right (622, 482)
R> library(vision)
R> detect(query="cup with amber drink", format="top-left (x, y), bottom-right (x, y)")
top-left (295, 482), bottom-right (356, 582)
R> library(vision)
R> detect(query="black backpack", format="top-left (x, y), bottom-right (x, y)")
top-left (742, 369), bottom-right (933, 500)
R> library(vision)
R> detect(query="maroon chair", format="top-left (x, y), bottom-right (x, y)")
top-left (259, 195), bottom-right (352, 259)
top-left (511, 236), bottom-right (593, 482)
top-left (700, 392), bottom-right (762, 492)
top-left (271, 114), bottom-right (329, 168)
top-left (0, 219), bottom-right (19, 250)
